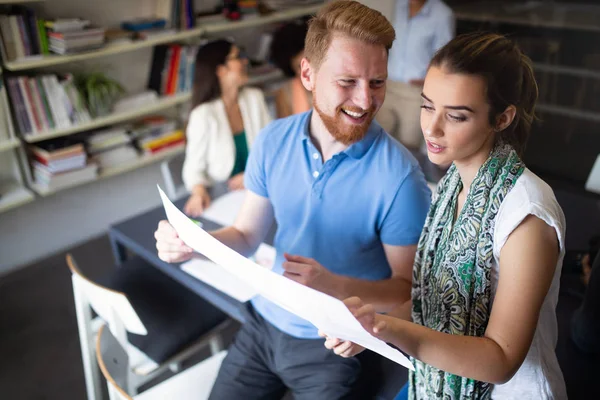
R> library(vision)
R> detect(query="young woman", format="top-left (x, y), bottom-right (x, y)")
top-left (325, 32), bottom-right (568, 399)
top-left (183, 40), bottom-right (271, 217)
top-left (269, 20), bottom-right (312, 118)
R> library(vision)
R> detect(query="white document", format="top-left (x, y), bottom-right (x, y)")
top-left (158, 186), bottom-right (414, 370)
top-left (202, 189), bottom-right (246, 227)
top-left (181, 243), bottom-right (276, 303)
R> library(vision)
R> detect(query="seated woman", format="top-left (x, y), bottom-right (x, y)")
top-left (269, 20), bottom-right (311, 118)
top-left (324, 32), bottom-right (568, 399)
top-left (183, 39), bottom-right (272, 217)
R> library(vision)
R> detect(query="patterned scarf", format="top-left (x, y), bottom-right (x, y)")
top-left (409, 142), bottom-right (525, 400)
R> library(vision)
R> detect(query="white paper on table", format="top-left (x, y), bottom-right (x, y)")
top-left (181, 243), bottom-right (276, 303)
top-left (202, 189), bottom-right (246, 227)
top-left (158, 186), bottom-right (414, 370)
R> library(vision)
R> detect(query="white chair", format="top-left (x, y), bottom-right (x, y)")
top-left (96, 324), bottom-right (227, 400)
top-left (67, 254), bottom-right (231, 400)
top-left (160, 153), bottom-right (188, 200)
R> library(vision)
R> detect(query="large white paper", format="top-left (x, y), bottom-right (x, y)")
top-left (158, 186), bottom-right (414, 370)
top-left (181, 243), bottom-right (276, 303)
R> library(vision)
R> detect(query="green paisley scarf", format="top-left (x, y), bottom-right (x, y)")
top-left (409, 142), bottom-right (525, 400)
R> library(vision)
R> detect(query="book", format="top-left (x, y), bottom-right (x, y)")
top-left (29, 138), bottom-right (84, 160)
top-left (34, 163), bottom-right (98, 192)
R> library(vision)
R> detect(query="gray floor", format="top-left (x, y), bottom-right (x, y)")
top-left (0, 234), bottom-right (597, 399)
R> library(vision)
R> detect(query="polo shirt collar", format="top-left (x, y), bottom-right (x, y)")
top-left (302, 110), bottom-right (381, 160)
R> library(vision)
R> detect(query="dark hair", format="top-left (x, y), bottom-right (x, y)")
top-left (430, 32), bottom-right (539, 157)
top-left (270, 20), bottom-right (308, 78)
top-left (191, 39), bottom-right (233, 109)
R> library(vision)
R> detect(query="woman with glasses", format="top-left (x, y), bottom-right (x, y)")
top-left (183, 40), bottom-right (272, 217)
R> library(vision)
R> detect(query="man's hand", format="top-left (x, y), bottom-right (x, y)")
top-left (282, 253), bottom-right (343, 296)
top-left (184, 185), bottom-right (211, 217)
top-left (319, 330), bottom-right (366, 357)
top-left (228, 172), bottom-right (245, 191)
top-left (154, 220), bottom-right (194, 263)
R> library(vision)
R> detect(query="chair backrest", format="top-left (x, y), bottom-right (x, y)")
top-left (160, 153), bottom-right (187, 200)
top-left (66, 254), bottom-right (147, 336)
top-left (96, 324), bottom-right (134, 400)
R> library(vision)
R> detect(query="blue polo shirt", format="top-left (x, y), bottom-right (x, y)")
top-left (245, 111), bottom-right (431, 338)
top-left (388, 0), bottom-right (455, 83)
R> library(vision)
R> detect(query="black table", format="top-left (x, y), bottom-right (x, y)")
top-left (108, 197), bottom-right (247, 323)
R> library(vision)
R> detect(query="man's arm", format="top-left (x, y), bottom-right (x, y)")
top-left (209, 190), bottom-right (274, 257)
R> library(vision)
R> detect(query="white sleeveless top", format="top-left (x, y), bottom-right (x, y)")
top-left (490, 169), bottom-right (567, 399)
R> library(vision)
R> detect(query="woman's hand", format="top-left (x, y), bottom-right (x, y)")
top-left (345, 296), bottom-right (389, 338)
top-left (228, 172), bottom-right (245, 191)
top-left (184, 185), bottom-right (211, 217)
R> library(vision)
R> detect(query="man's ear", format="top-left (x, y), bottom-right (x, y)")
top-left (300, 57), bottom-right (314, 91)
top-left (496, 105), bottom-right (517, 132)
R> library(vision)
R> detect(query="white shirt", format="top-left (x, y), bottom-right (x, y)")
top-left (491, 168), bottom-right (568, 399)
top-left (182, 87), bottom-right (271, 191)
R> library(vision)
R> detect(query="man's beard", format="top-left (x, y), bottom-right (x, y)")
top-left (313, 91), bottom-right (375, 145)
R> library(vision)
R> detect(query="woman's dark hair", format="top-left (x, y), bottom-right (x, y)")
top-left (430, 32), bottom-right (539, 157)
top-left (270, 20), bottom-right (308, 78)
top-left (191, 39), bottom-right (233, 109)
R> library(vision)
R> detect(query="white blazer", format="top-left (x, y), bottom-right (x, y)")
top-left (182, 87), bottom-right (272, 190)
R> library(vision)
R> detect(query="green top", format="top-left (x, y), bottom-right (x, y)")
top-left (231, 130), bottom-right (249, 177)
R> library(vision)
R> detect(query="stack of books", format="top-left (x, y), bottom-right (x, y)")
top-left (6, 74), bottom-right (91, 136)
top-left (30, 139), bottom-right (98, 192)
top-left (148, 44), bottom-right (198, 96)
top-left (0, 6), bottom-right (49, 61)
top-left (46, 20), bottom-right (105, 55)
top-left (132, 117), bottom-right (184, 155)
top-left (86, 126), bottom-right (139, 170)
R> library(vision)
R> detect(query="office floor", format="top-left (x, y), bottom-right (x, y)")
top-left (0, 234), bottom-right (597, 400)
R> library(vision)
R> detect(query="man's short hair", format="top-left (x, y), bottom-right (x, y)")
top-left (304, 0), bottom-right (395, 70)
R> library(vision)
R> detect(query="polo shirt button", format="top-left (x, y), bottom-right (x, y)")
top-left (313, 171), bottom-right (319, 178)
top-left (313, 153), bottom-right (319, 159)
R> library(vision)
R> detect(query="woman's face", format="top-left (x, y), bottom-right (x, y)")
top-left (220, 45), bottom-right (248, 87)
top-left (420, 65), bottom-right (497, 167)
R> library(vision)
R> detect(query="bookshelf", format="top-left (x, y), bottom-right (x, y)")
top-left (0, 1), bottom-right (324, 209)
top-left (3, 4), bottom-right (324, 72)
top-left (0, 181), bottom-right (34, 213)
top-left (0, 136), bottom-right (19, 151)
top-left (23, 92), bottom-right (191, 143)
top-left (30, 143), bottom-right (185, 196)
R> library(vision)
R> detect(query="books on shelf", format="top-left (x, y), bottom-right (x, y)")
top-left (0, 6), bottom-right (49, 62)
top-left (6, 73), bottom-right (91, 136)
top-left (148, 44), bottom-right (198, 96)
top-left (155, 0), bottom-right (195, 30)
top-left (48, 27), bottom-right (106, 55)
top-left (29, 137), bottom-right (97, 190)
top-left (130, 116), bottom-right (184, 155)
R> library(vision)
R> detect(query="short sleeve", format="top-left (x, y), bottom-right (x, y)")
top-left (380, 167), bottom-right (432, 246)
top-left (493, 172), bottom-right (566, 259)
top-left (244, 128), bottom-right (269, 198)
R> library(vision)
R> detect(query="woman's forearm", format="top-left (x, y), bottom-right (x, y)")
top-left (381, 316), bottom-right (516, 384)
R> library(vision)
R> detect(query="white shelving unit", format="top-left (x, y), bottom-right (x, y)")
top-left (0, 137), bottom-right (19, 152)
top-left (0, 181), bottom-right (34, 213)
top-left (30, 144), bottom-right (185, 196)
top-left (23, 92), bottom-right (192, 143)
top-left (1, 2), bottom-right (324, 202)
top-left (3, 4), bottom-right (323, 72)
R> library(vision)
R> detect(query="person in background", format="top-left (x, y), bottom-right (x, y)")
top-left (269, 20), bottom-right (312, 118)
top-left (377, 0), bottom-right (454, 150)
top-left (182, 39), bottom-right (272, 217)
top-left (324, 32), bottom-right (568, 400)
top-left (155, 1), bottom-right (431, 398)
